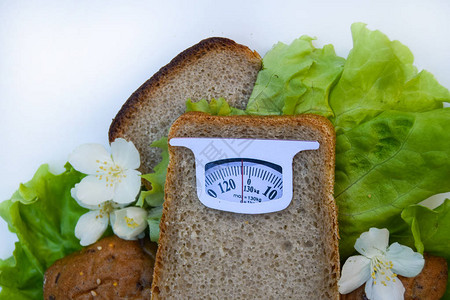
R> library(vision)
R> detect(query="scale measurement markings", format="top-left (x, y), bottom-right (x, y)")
top-left (204, 158), bottom-right (283, 203)
top-left (274, 177), bottom-right (281, 188)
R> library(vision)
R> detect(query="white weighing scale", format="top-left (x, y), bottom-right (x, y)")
top-left (169, 138), bottom-right (319, 214)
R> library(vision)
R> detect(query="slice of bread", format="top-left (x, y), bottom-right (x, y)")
top-left (152, 112), bottom-right (339, 299)
top-left (108, 37), bottom-right (261, 174)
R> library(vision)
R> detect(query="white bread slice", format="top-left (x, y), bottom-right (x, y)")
top-left (152, 112), bottom-right (339, 299)
top-left (108, 37), bottom-right (261, 174)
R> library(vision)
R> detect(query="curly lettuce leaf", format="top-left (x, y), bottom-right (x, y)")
top-left (0, 243), bottom-right (43, 299)
top-left (0, 164), bottom-right (87, 300)
top-left (140, 137), bottom-right (169, 242)
top-left (330, 23), bottom-right (450, 258)
top-left (242, 23), bottom-right (450, 262)
top-left (147, 206), bottom-right (163, 243)
top-left (330, 23), bottom-right (448, 134)
top-left (140, 137), bottom-right (169, 208)
top-left (401, 199), bottom-right (450, 256)
top-left (401, 200), bottom-right (450, 299)
top-left (246, 36), bottom-right (345, 117)
top-left (336, 109), bottom-right (450, 257)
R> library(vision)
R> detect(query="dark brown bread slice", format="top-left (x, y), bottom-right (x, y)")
top-left (152, 112), bottom-right (339, 299)
top-left (108, 37), bottom-right (261, 174)
top-left (44, 236), bottom-right (157, 300)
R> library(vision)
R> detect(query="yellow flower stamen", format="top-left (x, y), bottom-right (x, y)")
top-left (125, 216), bottom-right (139, 229)
top-left (370, 256), bottom-right (398, 288)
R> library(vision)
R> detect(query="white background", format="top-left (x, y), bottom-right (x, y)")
top-left (1, 0), bottom-right (449, 259)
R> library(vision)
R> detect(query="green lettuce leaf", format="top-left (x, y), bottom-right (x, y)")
top-left (147, 206), bottom-right (164, 243)
top-left (140, 137), bottom-right (170, 242)
top-left (140, 137), bottom-right (169, 208)
top-left (0, 164), bottom-right (87, 300)
top-left (329, 23), bottom-right (450, 258)
top-left (0, 243), bottom-right (42, 299)
top-left (336, 109), bottom-right (450, 258)
top-left (246, 36), bottom-right (345, 117)
top-left (401, 199), bottom-right (450, 256)
top-left (401, 200), bottom-right (450, 299)
top-left (330, 23), bottom-right (448, 134)
top-left (242, 23), bottom-right (450, 263)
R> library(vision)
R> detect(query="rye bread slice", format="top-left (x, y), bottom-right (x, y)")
top-left (108, 38), bottom-right (261, 174)
top-left (152, 112), bottom-right (339, 299)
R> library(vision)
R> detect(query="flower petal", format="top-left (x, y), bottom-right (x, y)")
top-left (110, 138), bottom-right (140, 170)
top-left (338, 255), bottom-right (371, 294)
top-left (71, 185), bottom-right (101, 210)
top-left (75, 210), bottom-right (109, 246)
top-left (75, 175), bottom-right (115, 206)
top-left (111, 207), bottom-right (148, 240)
top-left (68, 143), bottom-right (113, 175)
top-left (386, 242), bottom-right (425, 277)
top-left (355, 228), bottom-right (389, 258)
top-left (364, 275), bottom-right (405, 300)
top-left (112, 169), bottom-right (142, 204)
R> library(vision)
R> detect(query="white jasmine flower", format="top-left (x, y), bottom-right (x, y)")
top-left (338, 228), bottom-right (425, 300)
top-left (110, 207), bottom-right (148, 240)
top-left (69, 138), bottom-right (141, 205)
top-left (74, 199), bottom-right (124, 245)
top-left (72, 187), bottom-right (147, 245)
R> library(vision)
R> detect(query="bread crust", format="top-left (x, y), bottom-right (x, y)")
top-left (152, 112), bottom-right (339, 299)
top-left (44, 236), bottom-right (157, 299)
top-left (108, 38), bottom-right (261, 175)
top-left (109, 38), bottom-right (260, 141)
